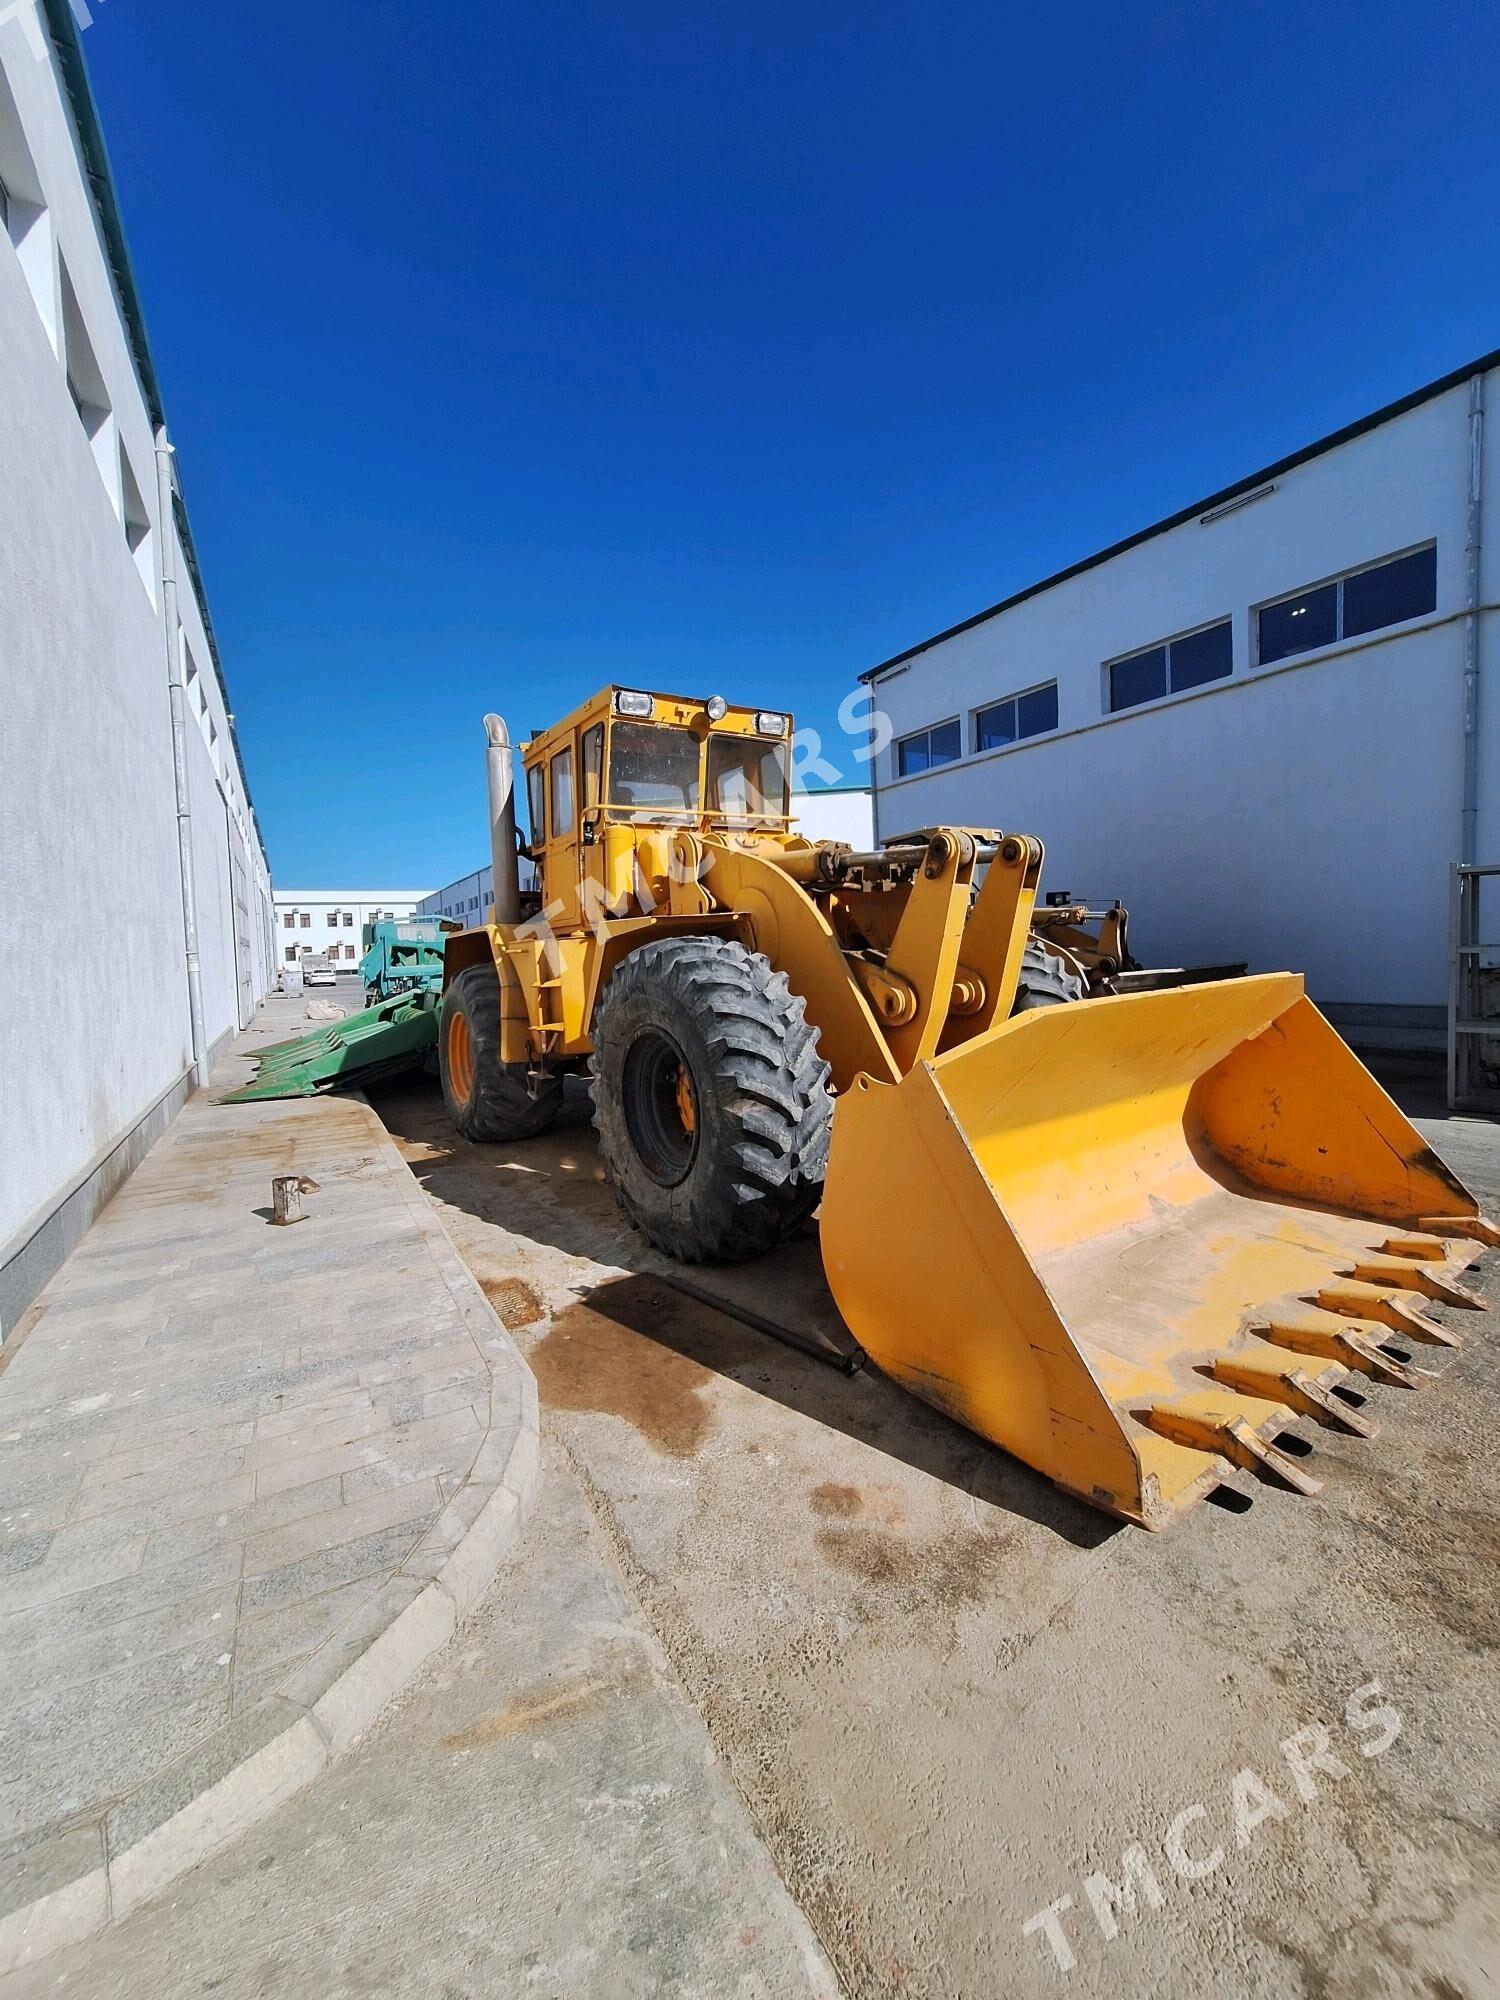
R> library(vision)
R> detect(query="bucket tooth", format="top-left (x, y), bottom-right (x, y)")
top-left (1260, 1316), bottom-right (1422, 1389)
top-left (1313, 1282), bottom-right (1460, 1347)
top-left (1348, 1259), bottom-right (1485, 1309)
top-left (1379, 1234), bottom-right (1451, 1262)
top-left (1417, 1214), bottom-right (1500, 1251)
top-left (1141, 1394), bottom-right (1322, 1496)
top-left (1211, 1345), bottom-right (1377, 1439)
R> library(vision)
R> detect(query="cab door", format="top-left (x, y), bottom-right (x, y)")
top-left (544, 737), bottom-right (580, 928)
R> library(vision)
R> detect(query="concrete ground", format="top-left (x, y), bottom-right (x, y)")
top-left (0, 993), bottom-right (539, 1968)
top-left (359, 1069), bottom-right (1500, 2000)
top-left (1, 1432), bottom-right (835, 2000)
top-left (9, 1029), bottom-right (1499, 1999)
top-left (0, 995), bottom-right (835, 1999)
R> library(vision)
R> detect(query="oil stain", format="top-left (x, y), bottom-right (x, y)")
top-left (810, 1482), bottom-right (862, 1518)
top-left (480, 1276), bottom-right (545, 1329)
top-left (814, 1522), bottom-right (1013, 1618)
top-left (529, 1277), bottom-right (724, 1456)
top-left (441, 1671), bottom-right (613, 1749)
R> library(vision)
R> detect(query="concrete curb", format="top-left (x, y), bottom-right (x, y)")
top-left (0, 1104), bottom-right (541, 1976)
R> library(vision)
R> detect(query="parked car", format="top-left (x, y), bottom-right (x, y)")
top-left (303, 955), bottom-right (337, 988)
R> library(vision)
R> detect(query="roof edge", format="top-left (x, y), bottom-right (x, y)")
top-left (861, 346), bottom-right (1500, 682)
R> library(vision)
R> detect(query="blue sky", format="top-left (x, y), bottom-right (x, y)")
top-left (81, 0), bottom-right (1500, 887)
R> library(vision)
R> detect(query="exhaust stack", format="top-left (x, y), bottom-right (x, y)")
top-left (484, 713), bottom-right (522, 925)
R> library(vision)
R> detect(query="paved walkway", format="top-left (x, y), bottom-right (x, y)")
top-left (0, 995), bottom-right (539, 1972)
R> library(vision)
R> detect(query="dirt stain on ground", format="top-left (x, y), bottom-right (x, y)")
top-left (810, 1482), bottom-right (862, 1518)
top-left (480, 1276), bottom-right (545, 1329)
top-left (529, 1276), bottom-right (722, 1457)
top-left (814, 1522), bottom-right (1013, 1618)
top-left (441, 1671), bottom-right (613, 1749)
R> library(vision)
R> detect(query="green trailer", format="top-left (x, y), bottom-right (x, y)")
top-left (359, 916), bottom-right (457, 1005)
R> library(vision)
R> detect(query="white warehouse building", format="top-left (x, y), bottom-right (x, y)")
top-left (273, 891), bottom-right (435, 970)
top-left (864, 353), bottom-right (1500, 1052)
top-left (1, 3), bottom-right (276, 1326)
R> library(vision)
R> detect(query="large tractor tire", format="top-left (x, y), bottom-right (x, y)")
top-left (590, 937), bottom-right (832, 1264)
top-left (440, 964), bottom-right (562, 1142)
top-left (1012, 936), bottom-right (1088, 1011)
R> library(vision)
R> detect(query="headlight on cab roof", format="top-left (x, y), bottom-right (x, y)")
top-left (705, 694), bottom-right (728, 721)
top-left (614, 689), bottom-right (653, 717)
top-left (756, 710), bottom-right (788, 736)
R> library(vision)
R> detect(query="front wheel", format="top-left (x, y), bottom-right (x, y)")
top-left (590, 937), bottom-right (832, 1263)
top-left (440, 964), bottom-right (562, 1141)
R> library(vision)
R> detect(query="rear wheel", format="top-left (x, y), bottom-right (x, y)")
top-left (1012, 937), bottom-right (1088, 1011)
top-left (590, 937), bottom-right (832, 1263)
top-left (440, 964), bottom-right (562, 1141)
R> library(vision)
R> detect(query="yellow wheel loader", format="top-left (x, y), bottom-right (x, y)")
top-left (439, 685), bottom-right (1498, 1529)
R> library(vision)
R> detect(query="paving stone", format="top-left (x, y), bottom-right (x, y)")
top-left (67, 1471), bottom-right (255, 1530)
top-left (0, 1823), bottom-right (106, 1927)
top-left (103, 1696), bottom-right (321, 1869)
top-left (0, 1583), bottom-right (239, 1692)
top-left (246, 1406), bottom-right (392, 1470)
top-left (0, 1532), bottom-right (54, 1578)
top-left (234, 1575), bottom-right (387, 1678)
top-left (92, 1422), bottom-right (256, 1484)
top-left (0, 1535), bottom-right (149, 1619)
top-left (243, 1479), bottom-right (442, 1578)
top-left (252, 1433), bottom-right (395, 1499)
top-left (240, 1516), bottom-right (440, 1618)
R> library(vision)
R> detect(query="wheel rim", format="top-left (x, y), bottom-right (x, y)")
top-left (622, 1029), bottom-right (699, 1186)
top-left (447, 1008), bottom-right (475, 1104)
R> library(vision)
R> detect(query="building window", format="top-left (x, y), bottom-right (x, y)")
top-left (1257, 546), bottom-right (1436, 666)
top-left (342, 911), bottom-right (353, 927)
top-left (0, 67), bottom-right (59, 353)
top-left (300, 912), bottom-right (310, 928)
top-left (284, 946), bottom-right (298, 963)
top-left (1108, 619), bottom-right (1231, 713)
top-left (115, 443), bottom-right (156, 604)
top-left (59, 259), bottom-right (118, 513)
top-left (283, 912), bottom-right (295, 929)
top-left (973, 682), bottom-right (1058, 752)
top-left (895, 717), bottom-right (961, 777)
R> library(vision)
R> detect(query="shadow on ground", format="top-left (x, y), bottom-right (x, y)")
top-left (369, 1073), bottom-right (1118, 1551)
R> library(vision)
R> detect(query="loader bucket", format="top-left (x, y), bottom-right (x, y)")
top-left (819, 973), bottom-right (1496, 1527)
top-left (219, 992), bottom-right (438, 1102)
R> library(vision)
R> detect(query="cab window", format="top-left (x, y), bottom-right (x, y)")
top-left (706, 735), bottom-right (790, 820)
top-left (581, 724), bottom-right (603, 810)
top-left (526, 763), bottom-right (546, 848)
top-left (550, 747), bottom-right (575, 839)
top-left (608, 723), bottom-right (701, 819)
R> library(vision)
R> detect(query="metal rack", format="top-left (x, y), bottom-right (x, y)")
top-left (1448, 863), bottom-right (1500, 1110)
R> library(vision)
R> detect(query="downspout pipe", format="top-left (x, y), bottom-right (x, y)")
top-left (155, 426), bottom-right (209, 1087)
top-left (1461, 372), bottom-right (1485, 865)
top-left (484, 714), bottom-right (522, 924)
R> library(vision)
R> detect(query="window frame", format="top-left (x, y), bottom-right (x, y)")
top-left (1105, 616), bottom-right (1233, 715)
top-left (549, 746), bottom-right (576, 841)
top-left (581, 724), bottom-right (604, 811)
top-left (1254, 543), bottom-right (1437, 668)
top-left (972, 680), bottom-right (1059, 754)
top-left (526, 762), bottom-right (546, 847)
top-left (894, 715), bottom-right (962, 779)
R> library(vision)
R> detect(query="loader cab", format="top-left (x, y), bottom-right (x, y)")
top-left (520, 686), bottom-right (794, 926)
